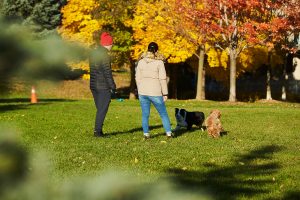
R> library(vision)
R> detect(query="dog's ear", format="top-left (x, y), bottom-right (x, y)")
top-left (175, 108), bottom-right (179, 112)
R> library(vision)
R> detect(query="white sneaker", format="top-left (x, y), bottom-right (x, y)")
top-left (144, 133), bottom-right (150, 139)
top-left (166, 132), bottom-right (173, 138)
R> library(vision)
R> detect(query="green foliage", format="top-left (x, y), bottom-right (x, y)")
top-left (0, 19), bottom-right (86, 93)
top-left (0, 0), bottom-right (66, 38)
top-left (1, 0), bottom-right (35, 20)
top-left (0, 99), bottom-right (300, 199)
top-left (30, 0), bottom-right (65, 29)
top-left (0, 130), bottom-right (28, 192)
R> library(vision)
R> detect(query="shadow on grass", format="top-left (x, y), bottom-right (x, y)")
top-left (279, 191), bottom-right (300, 200)
top-left (164, 145), bottom-right (286, 200)
top-left (109, 125), bottom-right (163, 136)
top-left (0, 98), bottom-right (75, 103)
top-left (173, 126), bottom-right (205, 137)
top-left (174, 126), bottom-right (230, 139)
top-left (0, 98), bottom-right (76, 113)
top-left (0, 104), bottom-right (29, 113)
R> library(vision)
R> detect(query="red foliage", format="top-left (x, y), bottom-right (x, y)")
top-left (175, 0), bottom-right (299, 51)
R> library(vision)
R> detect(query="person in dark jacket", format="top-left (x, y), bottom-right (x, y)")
top-left (89, 32), bottom-right (116, 137)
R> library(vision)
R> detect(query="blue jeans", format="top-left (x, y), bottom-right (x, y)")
top-left (138, 95), bottom-right (172, 135)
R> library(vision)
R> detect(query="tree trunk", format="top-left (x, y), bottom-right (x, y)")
top-left (129, 60), bottom-right (137, 99)
top-left (266, 69), bottom-right (272, 100)
top-left (281, 73), bottom-right (287, 101)
top-left (195, 47), bottom-right (205, 100)
top-left (266, 52), bottom-right (273, 100)
top-left (169, 64), bottom-right (178, 99)
top-left (202, 65), bottom-right (206, 99)
top-left (229, 48), bottom-right (237, 102)
top-left (281, 56), bottom-right (288, 101)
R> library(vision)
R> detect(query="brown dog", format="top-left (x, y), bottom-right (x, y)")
top-left (205, 109), bottom-right (224, 138)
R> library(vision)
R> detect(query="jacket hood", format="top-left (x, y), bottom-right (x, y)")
top-left (140, 51), bottom-right (166, 63)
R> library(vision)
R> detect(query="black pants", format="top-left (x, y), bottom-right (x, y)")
top-left (91, 89), bottom-right (111, 133)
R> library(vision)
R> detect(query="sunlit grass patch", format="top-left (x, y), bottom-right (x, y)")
top-left (0, 99), bottom-right (299, 199)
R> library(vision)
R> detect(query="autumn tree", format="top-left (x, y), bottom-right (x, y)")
top-left (176, 0), bottom-right (291, 102)
top-left (240, 0), bottom-right (300, 101)
top-left (279, 0), bottom-right (300, 100)
top-left (59, 0), bottom-right (102, 46)
top-left (130, 0), bottom-right (196, 62)
top-left (164, 0), bottom-right (211, 100)
top-left (283, 0), bottom-right (300, 50)
top-left (129, 0), bottom-right (197, 98)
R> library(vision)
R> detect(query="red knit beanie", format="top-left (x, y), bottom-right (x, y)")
top-left (100, 32), bottom-right (113, 46)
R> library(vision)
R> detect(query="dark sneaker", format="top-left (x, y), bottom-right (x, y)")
top-left (94, 131), bottom-right (110, 138)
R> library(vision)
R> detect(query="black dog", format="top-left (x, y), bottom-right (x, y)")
top-left (174, 108), bottom-right (205, 131)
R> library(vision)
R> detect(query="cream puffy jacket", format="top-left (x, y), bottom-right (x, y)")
top-left (135, 52), bottom-right (168, 96)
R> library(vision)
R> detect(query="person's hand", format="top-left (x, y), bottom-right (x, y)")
top-left (163, 95), bottom-right (168, 102)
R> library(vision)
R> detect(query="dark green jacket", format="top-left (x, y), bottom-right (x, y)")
top-left (89, 46), bottom-right (116, 91)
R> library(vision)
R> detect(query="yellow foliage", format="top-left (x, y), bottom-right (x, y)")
top-left (67, 60), bottom-right (89, 71)
top-left (66, 60), bottom-right (89, 79)
top-left (207, 48), bottom-right (229, 68)
top-left (59, 0), bottom-right (104, 47)
top-left (129, 0), bottom-right (196, 63)
top-left (82, 74), bottom-right (90, 80)
top-left (238, 46), bottom-right (283, 72)
top-left (59, 0), bottom-right (106, 73)
top-left (206, 45), bottom-right (284, 81)
top-left (237, 46), bottom-right (268, 72)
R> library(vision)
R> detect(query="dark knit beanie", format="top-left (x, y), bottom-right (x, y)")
top-left (100, 32), bottom-right (113, 46)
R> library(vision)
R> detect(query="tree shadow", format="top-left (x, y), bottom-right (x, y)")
top-left (278, 191), bottom-right (300, 200)
top-left (0, 98), bottom-right (76, 103)
top-left (164, 145), bottom-right (286, 200)
top-left (109, 125), bottom-right (163, 136)
top-left (0, 98), bottom-right (76, 113)
top-left (0, 104), bottom-right (29, 113)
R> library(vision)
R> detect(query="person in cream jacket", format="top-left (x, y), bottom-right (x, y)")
top-left (135, 42), bottom-right (173, 139)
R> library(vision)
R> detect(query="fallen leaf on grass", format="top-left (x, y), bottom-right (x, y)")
top-left (280, 184), bottom-right (284, 189)
top-left (134, 158), bottom-right (139, 163)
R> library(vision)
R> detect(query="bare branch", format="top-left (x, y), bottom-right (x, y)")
top-left (215, 43), bottom-right (225, 51)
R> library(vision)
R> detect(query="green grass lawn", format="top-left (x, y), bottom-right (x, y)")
top-left (0, 98), bottom-right (300, 199)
